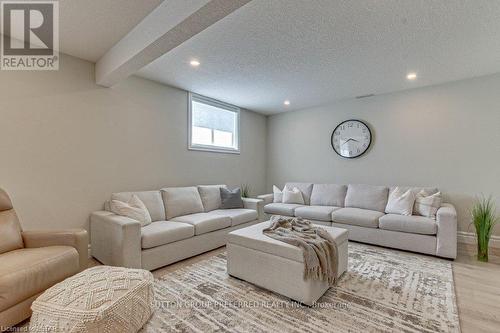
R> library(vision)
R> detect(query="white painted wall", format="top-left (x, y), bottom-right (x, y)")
top-left (267, 74), bottom-right (500, 235)
top-left (0, 54), bottom-right (267, 231)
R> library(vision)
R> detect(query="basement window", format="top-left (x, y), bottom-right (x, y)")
top-left (188, 93), bottom-right (240, 154)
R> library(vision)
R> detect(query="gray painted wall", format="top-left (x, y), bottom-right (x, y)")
top-left (267, 74), bottom-right (500, 235)
top-left (0, 54), bottom-right (267, 231)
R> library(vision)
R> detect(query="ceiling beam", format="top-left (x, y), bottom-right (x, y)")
top-left (95, 0), bottom-right (252, 87)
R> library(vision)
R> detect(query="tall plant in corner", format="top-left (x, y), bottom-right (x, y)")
top-left (471, 196), bottom-right (498, 262)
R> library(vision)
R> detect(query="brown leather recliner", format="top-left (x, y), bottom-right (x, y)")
top-left (0, 188), bottom-right (88, 330)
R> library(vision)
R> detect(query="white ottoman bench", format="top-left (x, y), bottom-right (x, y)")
top-left (29, 266), bottom-right (154, 333)
top-left (227, 221), bottom-right (348, 306)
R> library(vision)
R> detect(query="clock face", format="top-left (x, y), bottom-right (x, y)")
top-left (331, 120), bottom-right (372, 158)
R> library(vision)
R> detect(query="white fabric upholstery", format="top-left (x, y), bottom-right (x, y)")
top-left (197, 185), bottom-right (226, 212)
top-left (436, 204), bottom-right (457, 258)
top-left (110, 195), bottom-right (152, 227)
top-left (332, 207), bottom-right (384, 228)
top-left (310, 184), bottom-right (347, 207)
top-left (282, 187), bottom-right (304, 204)
top-left (90, 211), bottom-right (142, 269)
top-left (414, 191), bottom-right (442, 219)
top-left (210, 209), bottom-right (258, 226)
top-left (227, 221), bottom-right (348, 263)
top-left (331, 222), bottom-right (438, 257)
top-left (91, 193), bottom-right (263, 270)
top-left (141, 220), bottom-right (259, 270)
top-left (263, 203), bottom-right (304, 216)
top-left (170, 213), bottom-right (231, 235)
top-left (140, 221), bottom-right (194, 249)
top-left (294, 205), bottom-right (340, 221)
top-left (379, 214), bottom-right (437, 235)
top-left (161, 187), bottom-right (204, 220)
top-left (385, 187), bottom-right (416, 216)
top-left (284, 183), bottom-right (313, 205)
top-left (227, 221), bottom-right (348, 306)
top-left (345, 184), bottom-right (389, 212)
top-left (111, 191), bottom-right (165, 222)
top-left (29, 266), bottom-right (154, 333)
top-left (272, 185), bottom-right (283, 203)
top-left (389, 186), bottom-right (439, 197)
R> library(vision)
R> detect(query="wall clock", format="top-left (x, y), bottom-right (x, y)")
top-left (331, 119), bottom-right (372, 158)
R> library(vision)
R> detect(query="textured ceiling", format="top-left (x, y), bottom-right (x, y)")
top-left (59, 0), bottom-right (163, 62)
top-left (137, 0), bottom-right (500, 114)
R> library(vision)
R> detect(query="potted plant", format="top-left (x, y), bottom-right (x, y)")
top-left (471, 196), bottom-right (499, 262)
top-left (241, 184), bottom-right (251, 198)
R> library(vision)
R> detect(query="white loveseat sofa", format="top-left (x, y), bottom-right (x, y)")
top-left (90, 185), bottom-right (264, 270)
top-left (259, 183), bottom-right (457, 259)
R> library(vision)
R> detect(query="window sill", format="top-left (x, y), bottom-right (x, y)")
top-left (188, 145), bottom-right (240, 155)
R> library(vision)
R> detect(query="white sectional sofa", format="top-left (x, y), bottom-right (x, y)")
top-left (259, 183), bottom-right (457, 259)
top-left (90, 185), bottom-right (264, 270)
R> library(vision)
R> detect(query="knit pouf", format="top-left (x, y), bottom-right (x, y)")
top-left (29, 266), bottom-right (154, 333)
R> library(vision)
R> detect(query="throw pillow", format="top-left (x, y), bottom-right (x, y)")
top-left (110, 194), bottom-right (152, 227)
top-left (385, 187), bottom-right (416, 216)
top-left (282, 187), bottom-right (305, 204)
top-left (273, 185), bottom-right (283, 203)
top-left (220, 187), bottom-right (244, 209)
top-left (414, 190), bottom-right (442, 219)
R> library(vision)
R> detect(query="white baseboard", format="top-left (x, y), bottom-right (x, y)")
top-left (457, 231), bottom-right (500, 248)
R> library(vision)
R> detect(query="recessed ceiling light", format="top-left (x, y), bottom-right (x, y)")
top-left (284, 100), bottom-right (290, 106)
top-left (190, 60), bottom-right (200, 67)
top-left (406, 72), bottom-right (417, 80)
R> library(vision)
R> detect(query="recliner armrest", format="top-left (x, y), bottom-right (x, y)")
top-left (242, 198), bottom-right (264, 221)
top-left (436, 203), bottom-right (457, 259)
top-left (257, 193), bottom-right (274, 205)
top-left (22, 229), bottom-right (89, 271)
top-left (90, 211), bottom-right (142, 268)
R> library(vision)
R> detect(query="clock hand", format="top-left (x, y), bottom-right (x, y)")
top-left (341, 138), bottom-right (359, 145)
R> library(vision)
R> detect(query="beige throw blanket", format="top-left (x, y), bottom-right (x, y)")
top-left (263, 216), bottom-right (338, 285)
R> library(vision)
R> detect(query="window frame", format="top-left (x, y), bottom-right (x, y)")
top-left (188, 92), bottom-right (241, 154)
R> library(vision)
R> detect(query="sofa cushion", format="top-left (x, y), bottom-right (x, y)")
top-left (110, 194), bottom-right (152, 227)
top-left (264, 203), bottom-right (304, 216)
top-left (198, 185), bottom-right (226, 212)
top-left (111, 191), bottom-right (165, 222)
top-left (345, 184), bottom-right (389, 212)
top-left (379, 214), bottom-right (437, 235)
top-left (0, 210), bottom-right (24, 255)
top-left (210, 209), bottom-right (258, 226)
top-left (389, 186), bottom-right (439, 197)
top-left (310, 184), bottom-right (347, 207)
top-left (141, 221), bottom-right (195, 249)
top-left (284, 183), bottom-right (313, 205)
top-left (0, 246), bottom-right (79, 312)
top-left (220, 187), bottom-right (243, 209)
top-left (295, 205), bottom-right (340, 221)
top-left (161, 187), bottom-right (204, 220)
top-left (282, 187), bottom-right (305, 204)
top-left (331, 207), bottom-right (384, 228)
top-left (170, 213), bottom-right (231, 235)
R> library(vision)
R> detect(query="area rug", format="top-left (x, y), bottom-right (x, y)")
top-left (141, 243), bottom-right (460, 333)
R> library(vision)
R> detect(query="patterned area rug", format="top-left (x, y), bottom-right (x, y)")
top-left (142, 243), bottom-right (460, 333)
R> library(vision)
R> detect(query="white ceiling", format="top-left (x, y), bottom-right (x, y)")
top-left (136, 0), bottom-right (500, 114)
top-left (59, 0), bottom-right (163, 62)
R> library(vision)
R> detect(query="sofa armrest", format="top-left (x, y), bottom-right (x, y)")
top-left (257, 193), bottom-right (274, 205)
top-left (436, 203), bottom-right (457, 259)
top-left (242, 198), bottom-right (265, 221)
top-left (22, 229), bottom-right (89, 271)
top-left (90, 211), bottom-right (142, 268)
